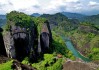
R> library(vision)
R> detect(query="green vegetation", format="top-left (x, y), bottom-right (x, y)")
top-left (1, 11), bottom-right (99, 69)
top-left (0, 60), bottom-right (13, 70)
top-left (41, 13), bottom-right (79, 31)
top-left (22, 31), bottom-right (75, 70)
top-left (32, 54), bottom-right (62, 70)
top-left (41, 13), bottom-right (68, 23)
top-left (52, 31), bottom-right (75, 59)
top-left (53, 21), bottom-right (99, 61)
top-left (97, 67), bottom-right (99, 70)
top-left (84, 14), bottom-right (99, 25)
top-left (3, 11), bottom-right (36, 32)
top-left (22, 54), bottom-right (63, 70)
top-left (3, 11), bottom-right (47, 36)
top-left (1, 11), bottom-right (76, 70)
top-left (32, 17), bottom-right (46, 36)
top-left (88, 48), bottom-right (99, 60)
top-left (43, 13), bottom-right (99, 61)
top-left (6, 11), bottom-right (33, 28)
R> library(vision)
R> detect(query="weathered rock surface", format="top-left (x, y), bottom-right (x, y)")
top-left (11, 60), bottom-right (36, 70)
top-left (3, 20), bottom-right (52, 62)
top-left (0, 55), bottom-right (11, 64)
top-left (1, 11), bottom-right (52, 62)
top-left (63, 61), bottom-right (95, 70)
top-left (38, 20), bottom-right (52, 54)
top-left (3, 26), bottom-right (32, 61)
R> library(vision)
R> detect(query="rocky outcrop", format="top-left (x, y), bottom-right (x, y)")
top-left (11, 60), bottom-right (36, 70)
top-left (38, 20), bottom-right (52, 54)
top-left (63, 61), bottom-right (95, 70)
top-left (2, 11), bottom-right (52, 62)
top-left (3, 31), bottom-right (16, 58)
top-left (3, 26), bottom-right (30, 61)
top-left (3, 20), bottom-right (52, 62)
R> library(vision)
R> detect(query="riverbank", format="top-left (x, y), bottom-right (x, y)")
top-left (63, 37), bottom-right (90, 62)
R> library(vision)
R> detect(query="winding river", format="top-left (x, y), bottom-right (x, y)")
top-left (62, 37), bottom-right (91, 62)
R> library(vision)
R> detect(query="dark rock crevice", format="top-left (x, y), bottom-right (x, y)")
top-left (14, 38), bottom-right (29, 61)
top-left (0, 28), bottom-right (6, 56)
top-left (3, 26), bottom-right (31, 61)
top-left (29, 26), bottom-right (38, 63)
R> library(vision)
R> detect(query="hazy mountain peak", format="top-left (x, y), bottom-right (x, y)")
top-left (31, 13), bottom-right (41, 17)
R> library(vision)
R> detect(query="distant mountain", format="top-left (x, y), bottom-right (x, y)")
top-left (0, 15), bottom-right (6, 19)
top-left (61, 12), bottom-right (86, 21)
top-left (40, 13), bottom-right (68, 25)
top-left (40, 13), bottom-right (80, 30)
top-left (60, 12), bottom-right (99, 25)
top-left (0, 15), bottom-right (6, 27)
top-left (0, 19), bottom-right (6, 27)
top-left (31, 13), bottom-right (41, 17)
top-left (84, 14), bottom-right (99, 25)
top-left (41, 13), bottom-right (68, 22)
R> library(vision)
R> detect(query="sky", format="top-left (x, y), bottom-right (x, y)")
top-left (0, 0), bottom-right (99, 15)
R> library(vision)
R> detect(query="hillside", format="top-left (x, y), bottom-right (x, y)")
top-left (54, 20), bottom-right (99, 61)
top-left (60, 12), bottom-right (99, 25)
top-left (83, 14), bottom-right (99, 25)
top-left (0, 11), bottom-right (76, 70)
top-left (40, 13), bottom-right (80, 30)
top-left (61, 12), bottom-right (86, 20)
top-left (0, 11), bottom-right (99, 70)
top-left (40, 13), bottom-right (68, 23)
top-left (0, 15), bottom-right (6, 27)
top-left (41, 12), bottom-right (99, 62)
top-left (40, 13), bottom-right (99, 69)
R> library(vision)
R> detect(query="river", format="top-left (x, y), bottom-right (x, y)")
top-left (62, 37), bottom-right (91, 62)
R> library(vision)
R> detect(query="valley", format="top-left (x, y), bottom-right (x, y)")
top-left (0, 11), bottom-right (99, 70)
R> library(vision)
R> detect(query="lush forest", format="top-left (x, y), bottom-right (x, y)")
top-left (0, 11), bottom-right (99, 70)
top-left (0, 11), bottom-right (75, 70)
top-left (41, 13), bottom-right (99, 61)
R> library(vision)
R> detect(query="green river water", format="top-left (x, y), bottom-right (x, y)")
top-left (63, 37), bottom-right (91, 62)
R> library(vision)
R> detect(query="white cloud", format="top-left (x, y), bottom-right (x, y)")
top-left (43, 0), bottom-right (81, 14)
top-left (0, 0), bottom-right (39, 14)
top-left (0, 0), bottom-right (9, 4)
top-left (0, 0), bottom-right (99, 15)
top-left (11, 0), bottom-right (39, 10)
top-left (88, 1), bottom-right (99, 6)
top-left (0, 0), bottom-right (14, 14)
top-left (65, 0), bottom-right (79, 3)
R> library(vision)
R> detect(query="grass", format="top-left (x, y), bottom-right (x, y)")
top-left (0, 60), bottom-right (13, 70)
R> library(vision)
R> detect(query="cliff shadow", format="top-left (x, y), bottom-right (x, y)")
top-left (0, 28), bottom-right (6, 56)
top-left (14, 37), bottom-right (29, 61)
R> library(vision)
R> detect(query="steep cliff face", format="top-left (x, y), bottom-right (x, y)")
top-left (39, 21), bottom-right (52, 53)
top-left (3, 26), bottom-right (31, 61)
top-left (2, 11), bottom-right (35, 61)
top-left (2, 11), bottom-right (52, 62)
top-left (3, 31), bottom-right (15, 58)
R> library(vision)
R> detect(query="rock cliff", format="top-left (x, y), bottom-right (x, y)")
top-left (2, 11), bottom-right (52, 62)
